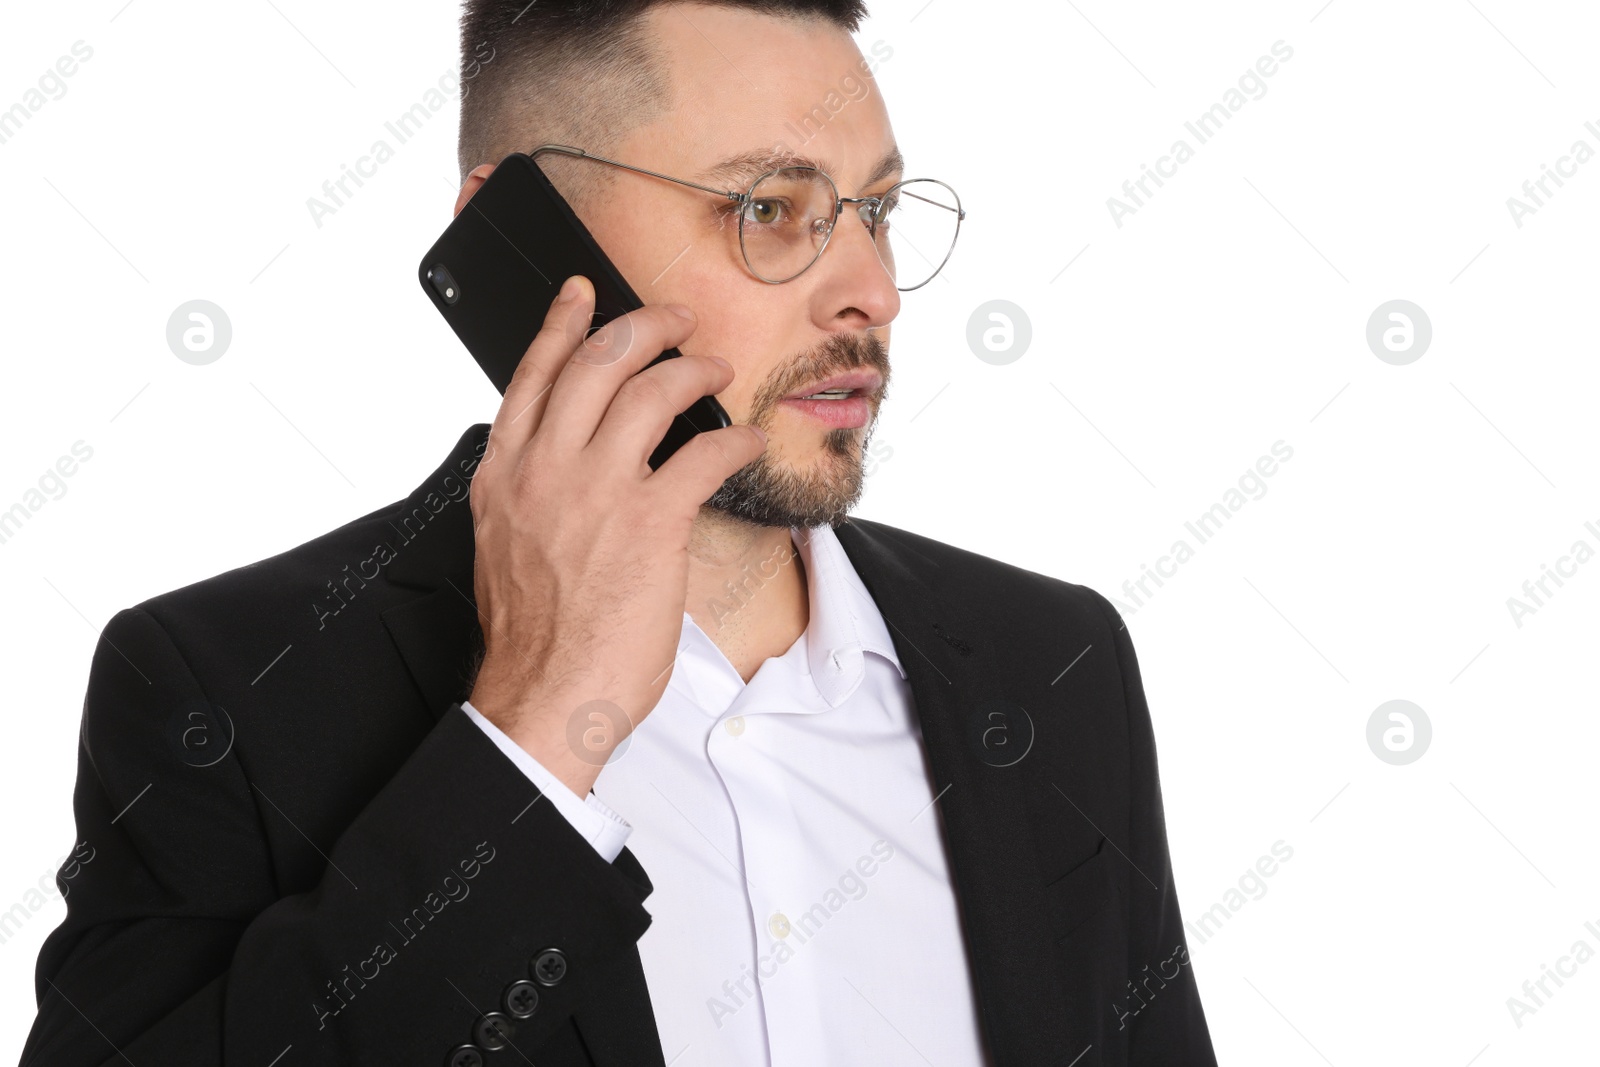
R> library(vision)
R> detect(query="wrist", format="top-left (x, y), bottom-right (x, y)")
top-left (467, 684), bottom-right (613, 797)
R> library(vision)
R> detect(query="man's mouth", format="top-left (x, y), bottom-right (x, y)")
top-left (778, 370), bottom-right (882, 430)
top-left (783, 370), bottom-right (883, 402)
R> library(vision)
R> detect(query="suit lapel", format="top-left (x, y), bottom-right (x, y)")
top-left (835, 517), bottom-right (1075, 1066)
top-left (380, 425), bottom-right (487, 719)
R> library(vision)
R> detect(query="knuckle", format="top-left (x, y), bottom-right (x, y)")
top-left (615, 371), bottom-right (669, 410)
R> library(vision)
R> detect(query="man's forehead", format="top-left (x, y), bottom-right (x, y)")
top-left (633, 4), bottom-right (897, 190)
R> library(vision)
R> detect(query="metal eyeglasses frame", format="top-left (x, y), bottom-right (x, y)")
top-left (528, 143), bottom-right (964, 290)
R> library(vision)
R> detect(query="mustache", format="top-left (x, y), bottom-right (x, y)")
top-left (750, 331), bottom-right (891, 421)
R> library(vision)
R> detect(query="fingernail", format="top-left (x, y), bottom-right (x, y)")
top-left (751, 425), bottom-right (767, 443)
top-left (558, 276), bottom-right (581, 302)
top-left (666, 304), bottom-right (695, 322)
top-left (710, 356), bottom-right (732, 371)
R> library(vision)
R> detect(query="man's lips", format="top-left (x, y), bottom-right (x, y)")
top-left (779, 394), bottom-right (873, 429)
top-left (778, 369), bottom-right (882, 430)
top-left (782, 369), bottom-right (884, 400)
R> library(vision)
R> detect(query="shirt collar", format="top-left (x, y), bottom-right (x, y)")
top-left (676, 522), bottom-right (905, 712)
top-left (791, 521), bottom-right (906, 707)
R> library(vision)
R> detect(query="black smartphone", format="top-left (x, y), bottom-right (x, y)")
top-left (418, 151), bottom-right (731, 469)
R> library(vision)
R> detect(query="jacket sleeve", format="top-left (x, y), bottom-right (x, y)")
top-left (18, 606), bottom-right (656, 1066)
top-left (460, 700), bottom-right (633, 862)
top-left (1091, 592), bottom-right (1218, 1065)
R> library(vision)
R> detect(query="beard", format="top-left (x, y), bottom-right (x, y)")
top-left (703, 330), bottom-right (890, 529)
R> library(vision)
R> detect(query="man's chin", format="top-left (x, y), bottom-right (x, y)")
top-left (702, 436), bottom-right (867, 529)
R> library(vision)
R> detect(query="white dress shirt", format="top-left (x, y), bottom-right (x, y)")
top-left (463, 522), bottom-right (990, 1067)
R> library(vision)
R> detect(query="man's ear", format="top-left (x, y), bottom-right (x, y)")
top-left (454, 163), bottom-right (497, 217)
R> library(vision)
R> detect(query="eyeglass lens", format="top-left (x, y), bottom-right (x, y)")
top-left (739, 168), bottom-right (960, 289)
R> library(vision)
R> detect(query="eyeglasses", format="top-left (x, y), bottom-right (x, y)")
top-left (529, 143), bottom-right (964, 291)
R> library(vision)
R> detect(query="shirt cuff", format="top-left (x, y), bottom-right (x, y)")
top-left (461, 700), bottom-right (632, 863)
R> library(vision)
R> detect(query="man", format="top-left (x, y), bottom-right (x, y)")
top-left (20, 1), bottom-right (1216, 1064)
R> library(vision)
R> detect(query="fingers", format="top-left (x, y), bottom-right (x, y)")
top-left (586, 352), bottom-right (738, 470)
top-left (535, 303), bottom-right (702, 454)
top-left (488, 275), bottom-right (595, 457)
top-left (648, 422), bottom-right (768, 507)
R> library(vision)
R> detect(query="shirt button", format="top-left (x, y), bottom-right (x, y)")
top-left (768, 912), bottom-right (791, 939)
top-left (724, 716), bottom-right (745, 736)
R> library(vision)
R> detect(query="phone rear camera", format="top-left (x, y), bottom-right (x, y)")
top-left (428, 264), bottom-right (460, 305)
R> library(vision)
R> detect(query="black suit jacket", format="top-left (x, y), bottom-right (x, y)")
top-left (20, 422), bottom-right (1216, 1066)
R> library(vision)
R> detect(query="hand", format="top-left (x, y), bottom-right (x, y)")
top-left (466, 275), bottom-right (766, 797)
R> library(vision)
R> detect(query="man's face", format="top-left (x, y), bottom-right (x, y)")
top-left (469, 4), bottom-right (903, 528)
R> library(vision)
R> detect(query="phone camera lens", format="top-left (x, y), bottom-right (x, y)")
top-left (429, 263), bottom-right (460, 305)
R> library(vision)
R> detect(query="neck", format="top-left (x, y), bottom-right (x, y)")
top-left (684, 507), bottom-right (810, 683)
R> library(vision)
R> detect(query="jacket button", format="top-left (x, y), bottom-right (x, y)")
top-left (444, 1045), bottom-right (483, 1067)
top-left (531, 947), bottom-right (568, 986)
top-left (473, 1012), bottom-right (516, 1051)
top-left (504, 979), bottom-right (541, 1019)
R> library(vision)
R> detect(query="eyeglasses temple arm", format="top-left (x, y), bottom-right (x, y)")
top-left (529, 143), bottom-right (743, 202)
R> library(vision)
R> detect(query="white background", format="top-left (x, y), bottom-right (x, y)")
top-left (2, 0), bottom-right (1597, 1063)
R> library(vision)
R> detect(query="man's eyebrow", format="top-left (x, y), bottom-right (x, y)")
top-left (699, 145), bottom-right (905, 191)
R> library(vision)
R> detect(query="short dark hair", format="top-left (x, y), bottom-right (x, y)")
top-left (457, 0), bottom-right (870, 196)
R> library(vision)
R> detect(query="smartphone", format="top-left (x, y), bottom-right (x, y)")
top-left (418, 151), bottom-right (731, 469)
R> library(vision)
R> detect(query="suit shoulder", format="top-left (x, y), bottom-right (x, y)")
top-left (132, 495), bottom-right (411, 631)
top-left (842, 516), bottom-right (1119, 627)
top-left (131, 424), bottom-right (487, 637)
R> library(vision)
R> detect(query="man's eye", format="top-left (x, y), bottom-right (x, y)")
top-left (743, 198), bottom-right (787, 225)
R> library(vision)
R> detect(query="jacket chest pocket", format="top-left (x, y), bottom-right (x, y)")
top-left (1044, 837), bottom-right (1121, 946)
